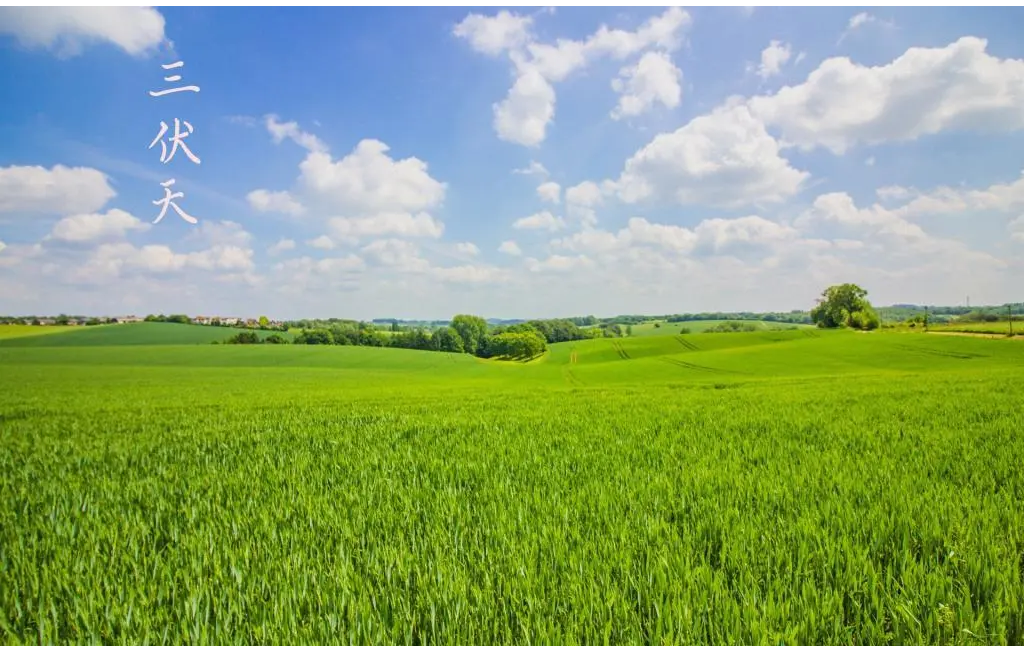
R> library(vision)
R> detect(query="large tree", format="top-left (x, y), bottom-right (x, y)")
top-left (810, 283), bottom-right (880, 330)
top-left (450, 314), bottom-right (488, 354)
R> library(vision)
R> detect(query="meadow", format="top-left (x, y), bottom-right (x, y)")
top-left (1, 324), bottom-right (1023, 643)
top-left (627, 319), bottom-right (810, 336)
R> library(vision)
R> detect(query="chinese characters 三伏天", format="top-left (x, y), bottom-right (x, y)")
top-left (149, 61), bottom-right (201, 224)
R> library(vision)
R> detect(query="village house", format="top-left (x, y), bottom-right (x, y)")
top-left (114, 316), bottom-right (142, 324)
top-left (193, 316), bottom-right (213, 325)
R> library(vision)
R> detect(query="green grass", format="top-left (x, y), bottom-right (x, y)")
top-left (629, 319), bottom-right (809, 336)
top-left (0, 322), bottom-right (294, 347)
top-left (1, 329), bottom-right (1023, 643)
top-left (0, 324), bottom-right (86, 340)
top-left (929, 320), bottom-right (1021, 335)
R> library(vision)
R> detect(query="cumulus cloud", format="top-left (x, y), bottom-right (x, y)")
top-left (265, 114), bottom-right (327, 153)
top-left (247, 189), bottom-right (304, 216)
top-left (611, 51), bottom-right (683, 119)
top-left (537, 181), bottom-right (561, 204)
top-left (455, 241), bottom-right (481, 256)
top-left (457, 7), bottom-right (692, 146)
top-left (267, 238), bottom-right (296, 256)
top-left (453, 10), bottom-right (533, 57)
top-left (498, 240), bottom-right (522, 256)
top-left (493, 69), bottom-right (556, 147)
top-left (757, 40), bottom-right (792, 79)
top-left (328, 212), bottom-right (444, 242)
top-left (1010, 215), bottom-right (1024, 242)
top-left (307, 235), bottom-right (336, 250)
top-left (0, 7), bottom-right (166, 57)
top-left (525, 254), bottom-right (594, 273)
top-left (189, 220), bottom-right (253, 248)
top-left (513, 160), bottom-right (549, 177)
top-left (78, 242), bottom-right (255, 282)
top-left (47, 209), bottom-right (149, 243)
top-left (513, 210), bottom-right (565, 231)
top-left (613, 103), bottom-right (809, 208)
top-left (298, 139), bottom-right (446, 216)
top-left (0, 164), bottom-right (115, 215)
top-left (748, 37), bottom-right (1024, 154)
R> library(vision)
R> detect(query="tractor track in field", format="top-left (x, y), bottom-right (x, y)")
top-left (660, 357), bottom-right (748, 375)
top-left (562, 366), bottom-right (583, 387)
top-left (891, 343), bottom-right (988, 360)
top-left (674, 336), bottom-right (699, 351)
top-left (610, 340), bottom-right (631, 360)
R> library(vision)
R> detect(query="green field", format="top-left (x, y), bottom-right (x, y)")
top-left (0, 324), bottom-right (83, 339)
top-left (931, 320), bottom-right (1021, 335)
top-left (1, 327), bottom-right (1023, 643)
top-left (0, 322), bottom-right (293, 347)
top-left (629, 319), bottom-right (809, 336)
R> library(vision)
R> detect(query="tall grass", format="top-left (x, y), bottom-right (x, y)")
top-left (1, 331), bottom-right (1022, 643)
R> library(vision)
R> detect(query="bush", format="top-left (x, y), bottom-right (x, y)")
top-left (264, 334), bottom-right (288, 344)
top-left (225, 331), bottom-right (261, 345)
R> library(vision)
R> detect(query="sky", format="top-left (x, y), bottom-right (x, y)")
top-left (1, 6), bottom-right (1023, 320)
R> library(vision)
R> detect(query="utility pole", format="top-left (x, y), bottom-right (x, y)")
top-left (1010, 304), bottom-right (1014, 337)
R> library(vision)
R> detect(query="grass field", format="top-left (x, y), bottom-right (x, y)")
top-left (930, 320), bottom-right (1021, 336)
top-left (1, 327), bottom-right (1023, 643)
top-left (0, 324), bottom-right (84, 339)
top-left (629, 319), bottom-right (809, 336)
top-left (0, 322), bottom-right (293, 347)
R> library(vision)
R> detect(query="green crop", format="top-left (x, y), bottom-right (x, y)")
top-left (1, 328), bottom-right (1022, 644)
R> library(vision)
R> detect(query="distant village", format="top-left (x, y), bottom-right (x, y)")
top-left (3, 314), bottom-right (288, 329)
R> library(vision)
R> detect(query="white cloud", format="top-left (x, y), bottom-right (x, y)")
top-left (80, 242), bottom-right (254, 281)
top-left (838, 12), bottom-right (890, 44)
top-left (247, 189), bottom-right (305, 216)
top-left (748, 37), bottom-right (1024, 154)
top-left (0, 7), bottom-right (166, 57)
top-left (865, 156), bottom-right (876, 167)
top-left (308, 235), bottom-right (336, 250)
top-left (1010, 215), bottom-right (1024, 242)
top-left (432, 264), bottom-right (508, 285)
top-left (498, 240), bottom-right (522, 256)
top-left (564, 180), bottom-right (607, 226)
top-left (537, 181), bottom-right (561, 204)
top-left (552, 215), bottom-right (797, 259)
top-left (455, 241), bottom-right (481, 256)
top-left (273, 254), bottom-right (365, 275)
top-left (458, 7), bottom-right (692, 146)
top-left (513, 161), bottom-right (549, 177)
top-left (611, 51), bottom-right (683, 119)
top-left (0, 240), bottom-right (6, 253)
top-left (47, 209), bottom-right (149, 243)
top-left (453, 10), bottom-right (533, 57)
top-left (0, 164), bottom-right (115, 215)
top-left (757, 40), bottom-right (792, 79)
top-left (493, 68), bottom-right (556, 147)
top-left (361, 239), bottom-right (430, 272)
top-left (525, 254), bottom-right (593, 273)
top-left (613, 103), bottom-right (809, 208)
top-left (328, 212), bottom-right (444, 242)
top-left (265, 114), bottom-right (327, 153)
top-left (190, 220), bottom-right (253, 248)
top-left (267, 238), bottom-right (296, 256)
top-left (298, 139), bottom-right (447, 216)
top-left (513, 210), bottom-right (565, 231)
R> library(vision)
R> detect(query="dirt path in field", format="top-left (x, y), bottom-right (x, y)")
top-left (927, 331), bottom-right (1022, 340)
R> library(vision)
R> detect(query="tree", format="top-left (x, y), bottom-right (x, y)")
top-left (264, 334), bottom-right (288, 344)
top-left (259, 315), bottom-right (270, 328)
top-left (810, 283), bottom-right (879, 330)
top-left (225, 331), bottom-right (261, 344)
top-left (431, 326), bottom-right (465, 353)
top-left (450, 314), bottom-right (488, 354)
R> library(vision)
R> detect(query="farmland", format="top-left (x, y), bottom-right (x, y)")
top-left (628, 319), bottom-right (810, 336)
top-left (0, 322), bottom-right (294, 347)
top-left (1, 326), bottom-right (1023, 643)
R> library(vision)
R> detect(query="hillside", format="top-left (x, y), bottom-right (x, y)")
top-left (0, 322), bottom-right (293, 347)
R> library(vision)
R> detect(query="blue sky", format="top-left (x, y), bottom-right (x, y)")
top-left (1, 6), bottom-right (1022, 320)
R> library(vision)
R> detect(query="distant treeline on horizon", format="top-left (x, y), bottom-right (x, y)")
top-left (3, 303), bottom-right (1021, 328)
